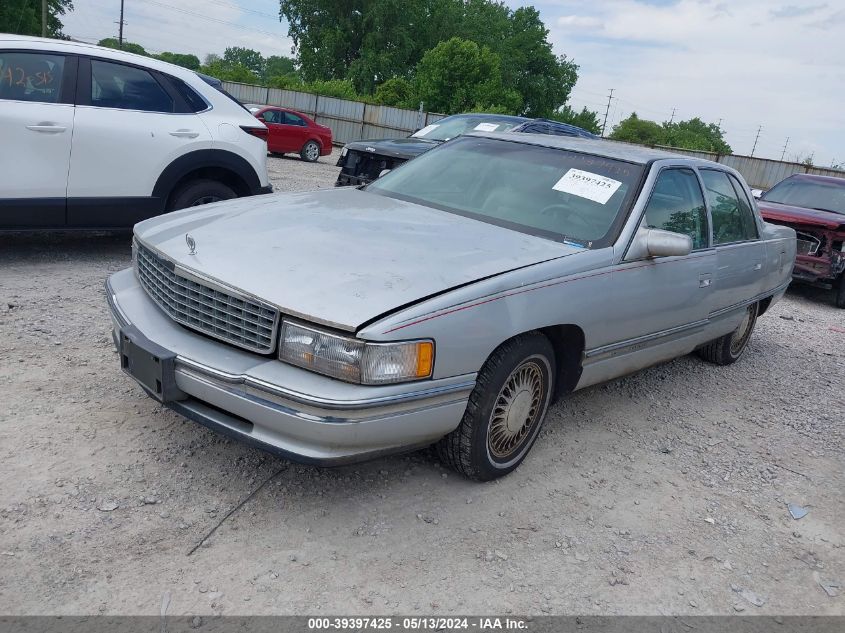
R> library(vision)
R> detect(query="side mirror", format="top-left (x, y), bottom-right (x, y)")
top-left (646, 229), bottom-right (692, 258)
top-left (378, 169), bottom-right (392, 178)
top-left (751, 189), bottom-right (764, 199)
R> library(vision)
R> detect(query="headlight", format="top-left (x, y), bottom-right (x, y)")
top-left (279, 321), bottom-right (433, 385)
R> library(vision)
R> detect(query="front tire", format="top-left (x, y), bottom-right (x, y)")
top-left (437, 333), bottom-right (555, 481)
top-left (300, 140), bottom-right (320, 162)
top-left (169, 179), bottom-right (236, 211)
top-left (697, 302), bottom-right (758, 365)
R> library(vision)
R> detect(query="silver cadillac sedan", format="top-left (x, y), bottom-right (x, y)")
top-left (106, 133), bottom-right (796, 480)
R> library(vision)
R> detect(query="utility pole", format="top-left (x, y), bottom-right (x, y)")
top-left (601, 88), bottom-right (614, 138)
top-left (717, 118), bottom-right (722, 130)
top-left (780, 137), bottom-right (790, 161)
top-left (118, 0), bottom-right (126, 49)
top-left (750, 125), bottom-right (762, 157)
top-left (41, 0), bottom-right (47, 37)
top-left (669, 108), bottom-right (676, 124)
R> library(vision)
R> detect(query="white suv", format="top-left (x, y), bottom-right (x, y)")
top-left (0, 35), bottom-right (271, 230)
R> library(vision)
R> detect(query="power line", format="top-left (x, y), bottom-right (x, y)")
top-left (601, 88), bottom-right (614, 138)
top-left (143, 0), bottom-right (285, 39)
top-left (203, 0), bottom-right (280, 20)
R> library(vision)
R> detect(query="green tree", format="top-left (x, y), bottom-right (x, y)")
top-left (200, 59), bottom-right (259, 84)
top-left (156, 52), bottom-right (200, 70)
top-left (373, 77), bottom-right (415, 107)
top-left (414, 37), bottom-right (520, 114)
top-left (279, 0), bottom-right (578, 111)
top-left (0, 0), bottom-right (73, 38)
top-left (97, 38), bottom-right (148, 56)
top-left (609, 113), bottom-right (667, 145)
top-left (223, 47), bottom-right (265, 77)
top-left (498, 7), bottom-right (577, 116)
top-left (549, 105), bottom-right (602, 135)
top-left (264, 55), bottom-right (296, 81)
top-left (662, 118), bottom-right (731, 154)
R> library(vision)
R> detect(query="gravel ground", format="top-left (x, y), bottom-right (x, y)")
top-left (0, 151), bottom-right (843, 615)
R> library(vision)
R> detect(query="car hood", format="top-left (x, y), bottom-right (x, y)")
top-left (344, 137), bottom-right (441, 160)
top-left (134, 189), bottom-right (580, 332)
top-left (758, 200), bottom-right (845, 230)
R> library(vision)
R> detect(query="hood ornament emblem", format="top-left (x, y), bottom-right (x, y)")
top-left (186, 233), bottom-right (196, 255)
top-left (365, 146), bottom-right (376, 152)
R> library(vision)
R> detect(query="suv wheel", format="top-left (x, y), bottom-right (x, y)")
top-left (300, 141), bottom-right (320, 163)
top-left (437, 332), bottom-right (555, 481)
top-left (169, 179), bottom-right (236, 211)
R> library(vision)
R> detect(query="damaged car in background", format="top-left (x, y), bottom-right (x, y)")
top-left (107, 134), bottom-right (795, 481)
top-left (754, 174), bottom-right (845, 307)
top-left (335, 112), bottom-right (596, 186)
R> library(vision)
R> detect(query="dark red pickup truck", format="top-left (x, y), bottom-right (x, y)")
top-left (756, 174), bottom-right (845, 307)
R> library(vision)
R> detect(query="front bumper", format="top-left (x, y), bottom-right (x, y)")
top-left (106, 269), bottom-right (473, 465)
top-left (335, 172), bottom-right (373, 187)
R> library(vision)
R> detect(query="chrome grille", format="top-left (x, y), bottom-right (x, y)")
top-left (135, 243), bottom-right (279, 353)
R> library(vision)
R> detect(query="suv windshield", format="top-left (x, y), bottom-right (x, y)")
top-left (367, 136), bottom-right (644, 248)
top-left (762, 177), bottom-right (845, 215)
top-left (412, 114), bottom-right (527, 142)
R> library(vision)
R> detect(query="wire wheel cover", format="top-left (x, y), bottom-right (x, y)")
top-left (730, 306), bottom-right (754, 355)
top-left (488, 361), bottom-right (544, 459)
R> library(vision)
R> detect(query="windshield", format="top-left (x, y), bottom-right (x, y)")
top-left (412, 114), bottom-right (527, 142)
top-left (762, 177), bottom-right (845, 215)
top-left (367, 136), bottom-right (644, 248)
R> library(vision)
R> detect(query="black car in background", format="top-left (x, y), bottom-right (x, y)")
top-left (335, 113), bottom-right (597, 186)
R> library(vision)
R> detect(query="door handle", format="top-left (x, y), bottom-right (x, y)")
top-left (699, 273), bottom-right (712, 288)
top-left (26, 124), bottom-right (66, 133)
top-left (169, 130), bottom-right (199, 138)
top-left (753, 262), bottom-right (762, 271)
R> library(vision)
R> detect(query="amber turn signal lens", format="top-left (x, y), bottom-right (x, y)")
top-left (416, 341), bottom-right (434, 378)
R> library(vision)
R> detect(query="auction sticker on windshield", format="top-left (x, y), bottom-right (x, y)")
top-left (474, 122), bottom-right (500, 132)
top-left (414, 124), bottom-right (439, 137)
top-left (553, 168), bottom-right (622, 204)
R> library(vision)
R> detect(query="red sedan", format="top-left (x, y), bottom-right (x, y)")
top-left (252, 106), bottom-right (333, 162)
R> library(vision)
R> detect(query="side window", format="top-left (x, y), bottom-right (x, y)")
top-left (643, 168), bottom-right (708, 250)
top-left (700, 170), bottom-right (757, 244)
top-left (167, 76), bottom-right (208, 113)
top-left (727, 174), bottom-right (759, 239)
top-left (90, 59), bottom-right (174, 113)
top-left (261, 110), bottom-right (279, 124)
top-left (284, 112), bottom-right (306, 126)
top-left (0, 52), bottom-right (65, 103)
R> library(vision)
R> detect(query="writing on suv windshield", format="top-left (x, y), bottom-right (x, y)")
top-left (367, 136), bottom-right (644, 248)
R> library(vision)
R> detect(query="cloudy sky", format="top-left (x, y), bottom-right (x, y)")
top-left (63, 0), bottom-right (844, 165)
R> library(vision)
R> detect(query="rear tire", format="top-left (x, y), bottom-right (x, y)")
top-left (169, 179), bottom-right (236, 211)
top-left (300, 140), bottom-right (320, 162)
top-left (437, 332), bottom-right (555, 481)
top-left (697, 302), bottom-right (758, 365)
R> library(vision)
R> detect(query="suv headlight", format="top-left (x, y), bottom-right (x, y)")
top-left (279, 321), bottom-right (433, 385)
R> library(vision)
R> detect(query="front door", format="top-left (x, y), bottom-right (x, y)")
top-left (590, 167), bottom-right (715, 380)
top-left (0, 50), bottom-right (75, 228)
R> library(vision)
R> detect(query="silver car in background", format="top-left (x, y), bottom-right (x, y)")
top-left (106, 133), bottom-right (796, 480)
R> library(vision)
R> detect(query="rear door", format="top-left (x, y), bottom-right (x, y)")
top-left (65, 56), bottom-right (213, 228)
top-left (0, 49), bottom-right (76, 228)
top-left (700, 169), bottom-right (764, 313)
